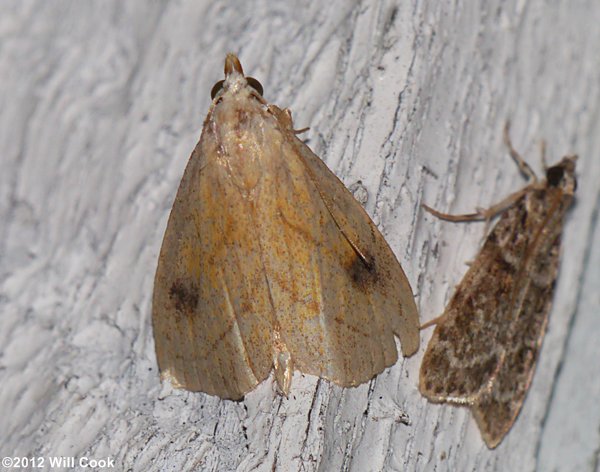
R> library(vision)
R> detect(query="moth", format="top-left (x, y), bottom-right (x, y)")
top-left (419, 125), bottom-right (577, 448)
top-left (152, 54), bottom-right (420, 400)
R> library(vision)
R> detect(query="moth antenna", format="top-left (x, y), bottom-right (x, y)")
top-left (540, 139), bottom-right (548, 170)
top-left (503, 121), bottom-right (537, 183)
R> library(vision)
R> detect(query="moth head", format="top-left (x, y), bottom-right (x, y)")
top-left (210, 53), bottom-right (264, 100)
top-left (545, 155), bottom-right (577, 195)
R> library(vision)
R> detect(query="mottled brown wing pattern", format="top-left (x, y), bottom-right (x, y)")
top-left (420, 153), bottom-right (576, 448)
top-left (419, 198), bottom-right (531, 403)
top-left (471, 187), bottom-right (568, 447)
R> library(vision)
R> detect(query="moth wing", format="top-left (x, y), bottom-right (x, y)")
top-left (255, 126), bottom-right (419, 388)
top-left (293, 136), bottom-right (420, 356)
top-left (419, 202), bottom-right (532, 403)
top-left (471, 192), bottom-right (567, 447)
top-left (152, 143), bottom-right (274, 400)
top-left (471, 278), bottom-right (553, 448)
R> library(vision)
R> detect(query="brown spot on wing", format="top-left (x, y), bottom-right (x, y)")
top-left (345, 251), bottom-right (378, 291)
top-left (169, 278), bottom-right (199, 315)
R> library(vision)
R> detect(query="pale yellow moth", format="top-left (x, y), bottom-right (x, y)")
top-left (152, 54), bottom-right (419, 400)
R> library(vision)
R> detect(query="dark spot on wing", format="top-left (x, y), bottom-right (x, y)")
top-left (169, 279), bottom-right (199, 315)
top-left (346, 251), bottom-right (378, 291)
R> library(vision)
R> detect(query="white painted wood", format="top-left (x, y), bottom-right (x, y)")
top-left (1, 1), bottom-right (598, 470)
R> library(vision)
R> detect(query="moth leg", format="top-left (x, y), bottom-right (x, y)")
top-left (283, 108), bottom-right (310, 134)
top-left (269, 105), bottom-right (309, 134)
top-left (420, 313), bottom-right (447, 330)
top-left (503, 121), bottom-right (537, 183)
top-left (293, 126), bottom-right (310, 135)
top-left (422, 204), bottom-right (483, 222)
top-left (272, 330), bottom-right (293, 397)
top-left (423, 185), bottom-right (530, 224)
top-left (279, 108), bottom-right (310, 134)
top-left (274, 349), bottom-right (293, 397)
top-left (422, 121), bottom-right (534, 224)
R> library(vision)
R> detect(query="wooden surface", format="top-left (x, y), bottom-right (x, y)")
top-left (1, 1), bottom-right (599, 471)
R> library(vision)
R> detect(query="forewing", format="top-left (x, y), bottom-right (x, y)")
top-left (419, 200), bottom-right (532, 403)
top-left (253, 124), bottom-right (418, 387)
top-left (471, 190), bottom-right (568, 447)
top-left (294, 136), bottom-right (420, 356)
top-left (152, 139), bottom-right (274, 400)
top-left (471, 272), bottom-right (554, 448)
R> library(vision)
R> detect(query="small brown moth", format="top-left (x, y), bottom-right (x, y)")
top-left (419, 124), bottom-right (577, 448)
top-left (152, 54), bottom-right (420, 400)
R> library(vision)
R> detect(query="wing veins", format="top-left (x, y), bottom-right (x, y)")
top-left (295, 150), bottom-right (370, 263)
top-left (219, 270), bottom-right (260, 383)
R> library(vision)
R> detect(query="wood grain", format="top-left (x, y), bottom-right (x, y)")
top-left (1, 1), bottom-right (599, 470)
